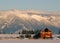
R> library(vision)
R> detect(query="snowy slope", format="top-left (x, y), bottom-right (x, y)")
top-left (0, 9), bottom-right (60, 34)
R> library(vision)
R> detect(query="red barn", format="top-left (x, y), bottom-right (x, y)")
top-left (40, 28), bottom-right (52, 39)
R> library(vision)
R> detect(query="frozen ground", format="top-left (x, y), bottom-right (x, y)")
top-left (0, 39), bottom-right (60, 43)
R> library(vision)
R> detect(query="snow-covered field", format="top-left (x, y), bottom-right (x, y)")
top-left (0, 34), bottom-right (60, 43)
top-left (0, 39), bottom-right (60, 43)
top-left (0, 34), bottom-right (60, 40)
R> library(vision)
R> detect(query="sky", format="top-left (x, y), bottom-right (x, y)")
top-left (0, 0), bottom-right (60, 12)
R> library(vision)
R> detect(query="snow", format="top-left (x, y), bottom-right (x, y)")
top-left (0, 10), bottom-right (60, 34)
top-left (0, 39), bottom-right (60, 43)
top-left (0, 34), bottom-right (60, 43)
top-left (0, 34), bottom-right (19, 38)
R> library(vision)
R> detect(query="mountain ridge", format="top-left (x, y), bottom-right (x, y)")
top-left (0, 9), bottom-right (60, 34)
top-left (0, 9), bottom-right (60, 15)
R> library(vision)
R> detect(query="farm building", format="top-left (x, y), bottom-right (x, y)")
top-left (40, 28), bottom-right (52, 39)
top-left (33, 28), bottom-right (52, 39)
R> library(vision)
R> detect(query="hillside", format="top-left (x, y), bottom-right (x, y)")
top-left (0, 9), bottom-right (60, 34)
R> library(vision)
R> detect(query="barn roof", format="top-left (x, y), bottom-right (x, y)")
top-left (41, 28), bottom-right (52, 32)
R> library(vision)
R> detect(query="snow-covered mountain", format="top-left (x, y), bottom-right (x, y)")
top-left (0, 9), bottom-right (60, 34)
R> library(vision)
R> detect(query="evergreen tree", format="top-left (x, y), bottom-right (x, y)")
top-left (59, 30), bottom-right (60, 34)
top-left (19, 32), bottom-right (20, 34)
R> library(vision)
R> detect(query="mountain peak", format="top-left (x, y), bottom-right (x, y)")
top-left (0, 9), bottom-right (60, 34)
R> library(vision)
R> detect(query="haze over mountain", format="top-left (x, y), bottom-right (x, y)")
top-left (0, 9), bottom-right (60, 34)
